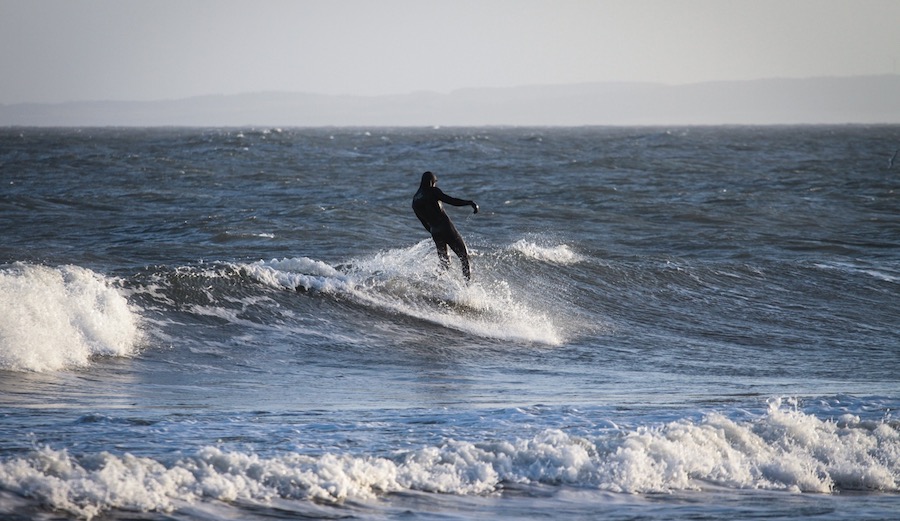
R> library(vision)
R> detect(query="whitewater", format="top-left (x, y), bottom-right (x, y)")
top-left (1, 126), bottom-right (898, 520)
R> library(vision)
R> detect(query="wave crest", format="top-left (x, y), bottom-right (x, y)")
top-left (509, 239), bottom-right (585, 265)
top-left (1, 402), bottom-right (896, 518)
top-left (0, 263), bottom-right (142, 372)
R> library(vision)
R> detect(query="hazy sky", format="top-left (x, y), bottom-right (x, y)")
top-left (1, 0), bottom-right (898, 104)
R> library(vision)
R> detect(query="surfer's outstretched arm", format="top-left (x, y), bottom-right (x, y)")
top-left (436, 189), bottom-right (479, 213)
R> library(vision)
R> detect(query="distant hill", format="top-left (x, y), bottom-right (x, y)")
top-left (2, 75), bottom-right (899, 126)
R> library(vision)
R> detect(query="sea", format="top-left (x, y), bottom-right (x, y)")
top-left (1, 126), bottom-right (898, 520)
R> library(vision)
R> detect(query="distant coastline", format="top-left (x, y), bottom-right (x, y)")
top-left (2, 75), bottom-right (899, 127)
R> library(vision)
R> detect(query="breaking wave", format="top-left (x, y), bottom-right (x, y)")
top-left (0, 263), bottom-right (142, 372)
top-left (1, 399), bottom-right (895, 519)
top-left (236, 239), bottom-right (584, 345)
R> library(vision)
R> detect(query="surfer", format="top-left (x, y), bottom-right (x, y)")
top-left (412, 171), bottom-right (479, 281)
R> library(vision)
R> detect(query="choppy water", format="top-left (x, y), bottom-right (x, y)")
top-left (1, 126), bottom-right (898, 520)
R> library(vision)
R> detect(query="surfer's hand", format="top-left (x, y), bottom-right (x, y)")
top-left (471, 202), bottom-right (479, 214)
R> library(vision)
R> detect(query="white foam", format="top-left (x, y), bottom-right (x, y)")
top-left (595, 398), bottom-right (900, 494)
top-left (0, 263), bottom-right (142, 372)
top-left (1, 402), bottom-right (895, 518)
top-left (509, 239), bottom-right (585, 265)
top-left (813, 261), bottom-right (899, 283)
top-left (241, 256), bottom-right (347, 293)
top-left (241, 242), bottom-right (563, 344)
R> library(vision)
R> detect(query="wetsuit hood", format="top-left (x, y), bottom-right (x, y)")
top-left (420, 171), bottom-right (437, 188)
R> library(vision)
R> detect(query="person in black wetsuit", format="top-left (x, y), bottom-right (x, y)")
top-left (412, 171), bottom-right (479, 280)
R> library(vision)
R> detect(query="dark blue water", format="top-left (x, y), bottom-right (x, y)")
top-left (1, 126), bottom-right (898, 520)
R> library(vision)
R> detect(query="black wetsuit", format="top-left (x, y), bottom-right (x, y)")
top-left (412, 171), bottom-right (478, 280)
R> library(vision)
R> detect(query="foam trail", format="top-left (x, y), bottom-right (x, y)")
top-left (0, 263), bottom-right (142, 372)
